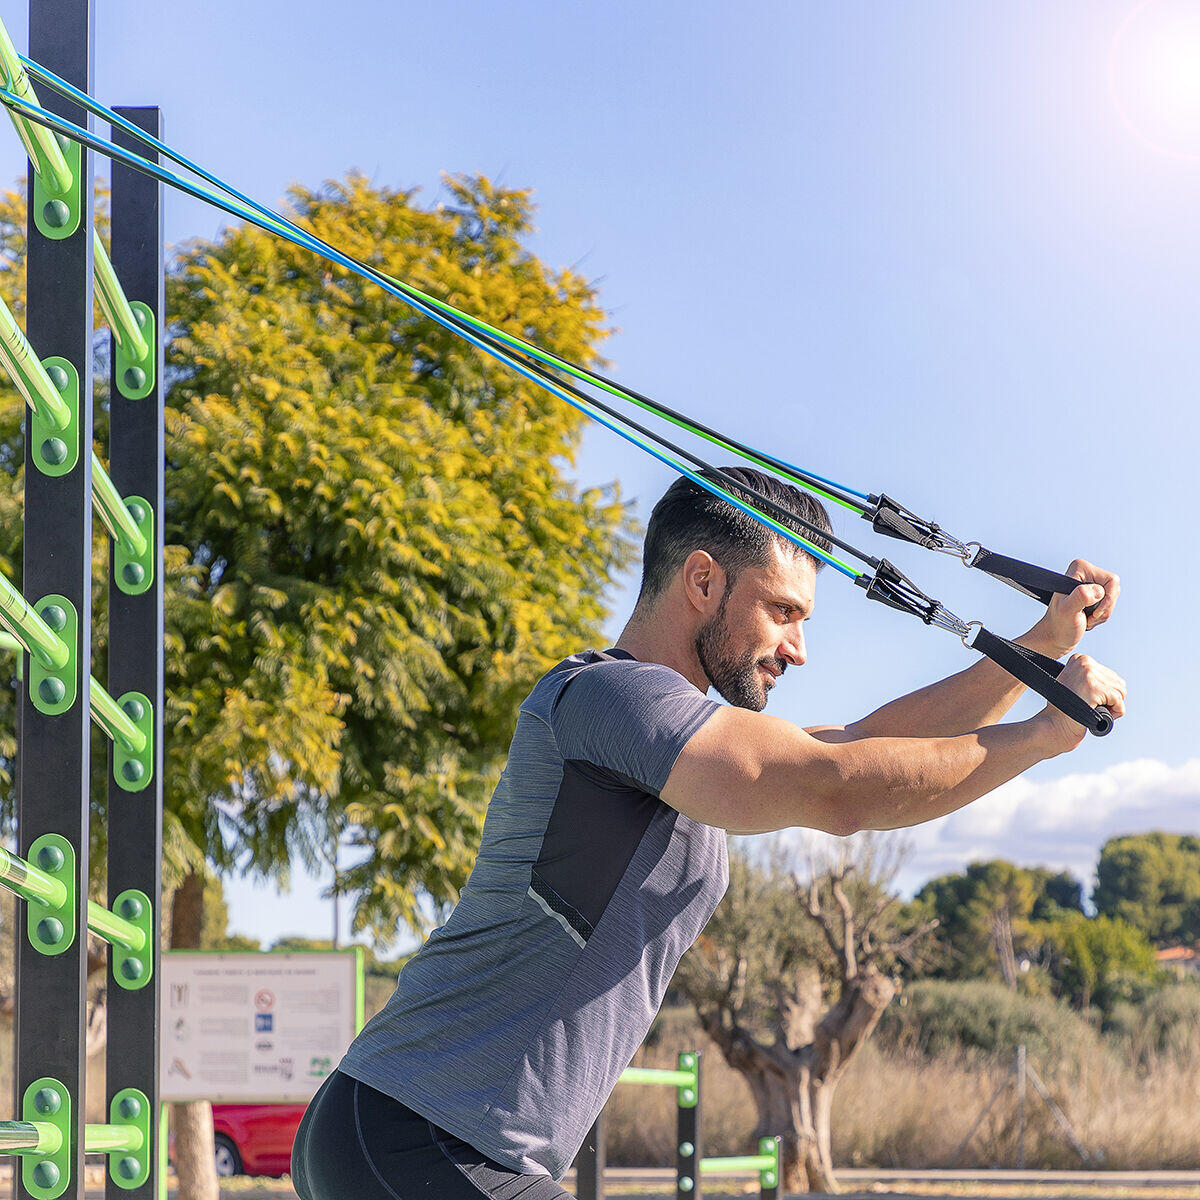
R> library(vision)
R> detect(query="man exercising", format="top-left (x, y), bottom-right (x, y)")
top-left (292, 466), bottom-right (1124, 1199)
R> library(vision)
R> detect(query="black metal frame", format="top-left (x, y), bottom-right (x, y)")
top-left (105, 106), bottom-right (164, 1200)
top-left (15, 5), bottom-right (94, 1198)
top-left (676, 1052), bottom-right (701, 1200)
top-left (573, 1117), bottom-right (603, 1200)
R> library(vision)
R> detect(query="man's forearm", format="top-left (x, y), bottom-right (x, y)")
top-left (835, 627), bottom-right (1066, 739)
top-left (828, 717), bottom-right (1057, 834)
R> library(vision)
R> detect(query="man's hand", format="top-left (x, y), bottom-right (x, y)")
top-left (1025, 558), bottom-right (1120, 658)
top-left (1036, 653), bottom-right (1127, 754)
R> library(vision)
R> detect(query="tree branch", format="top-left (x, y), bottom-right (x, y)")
top-left (879, 918), bottom-right (940, 966)
top-left (831, 873), bottom-right (857, 981)
top-left (795, 870), bottom-right (843, 963)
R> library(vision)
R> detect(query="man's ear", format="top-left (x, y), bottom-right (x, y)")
top-left (681, 550), bottom-right (727, 615)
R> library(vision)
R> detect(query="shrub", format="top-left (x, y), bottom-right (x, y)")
top-left (877, 979), bottom-right (1102, 1067)
top-left (1106, 983), bottom-right (1200, 1067)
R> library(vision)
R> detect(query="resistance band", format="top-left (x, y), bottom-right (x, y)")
top-left (0, 69), bottom-right (1114, 735)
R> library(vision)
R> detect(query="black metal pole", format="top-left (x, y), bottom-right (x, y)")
top-left (16, 4), bottom-right (94, 1199)
top-left (105, 105), bottom-right (164, 1200)
top-left (573, 1115), bottom-right (604, 1200)
top-left (677, 1051), bottom-right (701, 1200)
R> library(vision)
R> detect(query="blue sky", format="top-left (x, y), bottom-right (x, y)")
top-left (2, 2), bottom-right (1195, 949)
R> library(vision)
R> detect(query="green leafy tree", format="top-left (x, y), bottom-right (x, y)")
top-left (1036, 912), bottom-right (1159, 1013)
top-left (163, 171), bottom-right (634, 941)
top-left (912, 860), bottom-right (1084, 982)
top-left (1093, 833), bottom-right (1200, 946)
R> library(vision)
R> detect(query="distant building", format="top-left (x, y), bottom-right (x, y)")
top-left (1155, 944), bottom-right (1200, 980)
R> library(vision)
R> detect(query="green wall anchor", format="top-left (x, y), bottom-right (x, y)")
top-left (759, 1136), bottom-right (781, 1191)
top-left (106, 1088), bottom-right (151, 1189)
top-left (30, 357), bottom-right (78, 478)
top-left (22, 1077), bottom-right (70, 1199)
top-left (113, 691), bottom-right (153, 793)
top-left (32, 136), bottom-right (80, 241)
top-left (29, 596), bottom-right (76, 716)
top-left (110, 890), bottom-right (153, 992)
top-left (114, 302), bottom-right (155, 400)
top-left (25, 834), bottom-right (75, 957)
top-left (677, 1051), bottom-right (699, 1109)
top-left (114, 498), bottom-right (154, 596)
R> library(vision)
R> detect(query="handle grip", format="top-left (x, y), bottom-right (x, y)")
top-left (969, 626), bottom-right (1116, 738)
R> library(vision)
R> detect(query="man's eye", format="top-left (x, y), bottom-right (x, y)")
top-left (776, 604), bottom-right (792, 618)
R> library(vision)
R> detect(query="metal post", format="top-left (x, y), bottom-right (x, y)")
top-left (573, 1116), bottom-right (604, 1200)
top-left (105, 105), bottom-right (163, 1200)
top-left (16, 7), bottom-right (93, 1200)
top-left (677, 1050), bottom-right (701, 1200)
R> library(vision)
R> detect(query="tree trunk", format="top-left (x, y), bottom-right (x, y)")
top-left (171, 870), bottom-right (219, 1200)
top-left (755, 1065), bottom-right (814, 1192)
top-left (808, 1077), bottom-right (839, 1192)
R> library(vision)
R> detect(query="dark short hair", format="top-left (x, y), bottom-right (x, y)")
top-left (635, 466), bottom-right (834, 605)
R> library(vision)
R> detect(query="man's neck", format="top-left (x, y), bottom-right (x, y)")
top-left (614, 607), bottom-right (711, 694)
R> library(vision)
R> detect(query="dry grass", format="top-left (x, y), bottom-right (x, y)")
top-left (605, 1012), bottom-right (1200, 1171)
top-left (834, 1041), bottom-right (1200, 1170)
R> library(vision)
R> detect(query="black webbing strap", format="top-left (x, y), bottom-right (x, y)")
top-left (971, 626), bottom-right (1113, 736)
top-left (969, 547), bottom-right (1099, 616)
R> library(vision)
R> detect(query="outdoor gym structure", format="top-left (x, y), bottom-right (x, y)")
top-left (0, 3), bottom-right (164, 1198)
top-left (574, 1051), bottom-right (781, 1200)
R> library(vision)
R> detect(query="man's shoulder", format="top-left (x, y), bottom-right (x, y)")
top-left (523, 648), bottom-right (705, 720)
top-left (521, 649), bottom-right (697, 723)
top-left (521, 648), bottom-right (625, 713)
top-left (538, 648), bottom-right (697, 694)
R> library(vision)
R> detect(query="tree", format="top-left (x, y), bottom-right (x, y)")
top-left (0, 173), bottom-right (635, 1198)
top-left (1036, 912), bottom-right (1160, 1013)
top-left (912, 860), bottom-right (1084, 983)
top-left (164, 171), bottom-right (633, 939)
top-left (672, 837), bottom-right (935, 1193)
top-left (1093, 833), bottom-right (1200, 946)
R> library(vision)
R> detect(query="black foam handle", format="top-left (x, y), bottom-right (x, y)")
top-left (971, 626), bottom-right (1114, 737)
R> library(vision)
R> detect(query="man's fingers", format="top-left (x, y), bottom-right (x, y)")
top-left (1095, 666), bottom-right (1127, 718)
top-left (1064, 654), bottom-right (1127, 719)
top-left (1066, 559), bottom-right (1121, 626)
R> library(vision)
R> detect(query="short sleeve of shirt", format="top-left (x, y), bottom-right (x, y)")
top-left (550, 659), bottom-right (720, 795)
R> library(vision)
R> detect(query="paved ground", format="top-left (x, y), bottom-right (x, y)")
top-left (216, 1167), bottom-right (1200, 1199)
top-left (6, 1165), bottom-right (1200, 1198)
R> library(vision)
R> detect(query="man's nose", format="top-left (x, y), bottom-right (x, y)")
top-left (780, 627), bottom-right (806, 667)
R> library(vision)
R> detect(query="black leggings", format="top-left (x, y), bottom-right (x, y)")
top-left (290, 1069), bottom-right (572, 1199)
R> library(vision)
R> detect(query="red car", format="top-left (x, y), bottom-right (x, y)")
top-left (212, 1103), bottom-right (307, 1177)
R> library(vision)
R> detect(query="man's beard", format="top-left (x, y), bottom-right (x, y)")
top-left (694, 594), bottom-right (786, 712)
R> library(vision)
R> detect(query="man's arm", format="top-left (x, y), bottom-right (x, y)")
top-left (663, 653), bottom-right (1125, 836)
top-left (808, 561), bottom-right (1119, 741)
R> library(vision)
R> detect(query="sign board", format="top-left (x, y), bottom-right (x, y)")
top-left (159, 949), bottom-right (364, 1103)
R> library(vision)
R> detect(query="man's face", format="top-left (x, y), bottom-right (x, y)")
top-left (694, 541), bottom-right (817, 711)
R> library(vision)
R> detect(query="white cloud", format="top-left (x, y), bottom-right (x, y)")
top-left (760, 758), bottom-right (1200, 899)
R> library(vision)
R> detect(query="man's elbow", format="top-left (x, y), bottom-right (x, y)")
top-left (804, 746), bottom-right (864, 837)
top-left (816, 806), bottom-right (861, 839)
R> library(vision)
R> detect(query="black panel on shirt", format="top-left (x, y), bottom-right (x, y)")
top-left (533, 758), bottom-right (666, 934)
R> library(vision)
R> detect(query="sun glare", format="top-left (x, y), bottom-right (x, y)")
top-left (1110, 0), bottom-right (1200, 159)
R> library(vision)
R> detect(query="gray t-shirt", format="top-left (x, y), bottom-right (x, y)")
top-left (338, 648), bottom-right (726, 1180)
